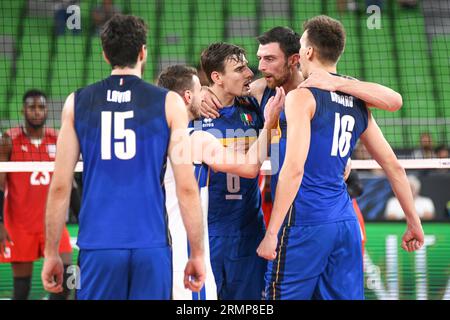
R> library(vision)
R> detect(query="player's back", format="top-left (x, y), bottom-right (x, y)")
top-left (74, 75), bottom-right (170, 249)
top-left (278, 78), bottom-right (368, 225)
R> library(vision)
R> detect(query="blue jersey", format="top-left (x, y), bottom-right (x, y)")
top-left (274, 84), bottom-right (368, 225)
top-left (194, 97), bottom-right (265, 236)
top-left (75, 75), bottom-right (170, 249)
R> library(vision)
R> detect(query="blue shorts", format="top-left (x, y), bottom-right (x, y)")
top-left (210, 233), bottom-right (267, 300)
top-left (77, 247), bottom-right (172, 300)
top-left (265, 219), bottom-right (363, 300)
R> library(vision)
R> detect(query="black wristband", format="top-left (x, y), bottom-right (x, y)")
top-left (0, 190), bottom-right (4, 223)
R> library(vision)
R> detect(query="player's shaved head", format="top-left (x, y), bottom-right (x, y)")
top-left (22, 89), bottom-right (48, 129)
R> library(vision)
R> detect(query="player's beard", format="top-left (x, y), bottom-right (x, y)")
top-left (25, 117), bottom-right (46, 130)
top-left (264, 63), bottom-right (290, 89)
top-left (141, 60), bottom-right (146, 76)
top-left (189, 103), bottom-right (201, 120)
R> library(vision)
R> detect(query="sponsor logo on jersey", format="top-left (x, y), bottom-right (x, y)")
top-left (202, 118), bottom-right (214, 128)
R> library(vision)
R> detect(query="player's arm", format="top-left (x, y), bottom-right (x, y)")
top-left (193, 87), bottom-right (285, 178)
top-left (0, 133), bottom-right (12, 252)
top-left (0, 133), bottom-right (12, 191)
top-left (165, 91), bottom-right (205, 292)
top-left (299, 69), bottom-right (402, 112)
top-left (200, 77), bottom-right (268, 119)
top-left (249, 77), bottom-right (268, 105)
top-left (42, 93), bottom-right (80, 293)
top-left (257, 88), bottom-right (315, 260)
top-left (360, 110), bottom-right (424, 252)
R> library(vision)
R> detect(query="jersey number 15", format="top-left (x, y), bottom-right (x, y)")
top-left (101, 111), bottom-right (136, 160)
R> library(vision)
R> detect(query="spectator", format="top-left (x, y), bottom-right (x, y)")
top-left (435, 144), bottom-right (449, 159)
top-left (0, 90), bottom-right (74, 300)
top-left (412, 132), bottom-right (436, 159)
top-left (91, 0), bottom-right (121, 34)
top-left (385, 175), bottom-right (435, 220)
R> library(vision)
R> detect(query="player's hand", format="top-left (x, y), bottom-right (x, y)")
top-left (344, 158), bottom-right (352, 181)
top-left (298, 68), bottom-right (338, 92)
top-left (401, 219), bottom-right (425, 252)
top-left (263, 87), bottom-right (285, 129)
top-left (41, 255), bottom-right (64, 293)
top-left (0, 223), bottom-right (12, 255)
top-left (257, 233), bottom-right (278, 261)
top-left (200, 87), bottom-right (222, 119)
top-left (184, 256), bottom-right (206, 292)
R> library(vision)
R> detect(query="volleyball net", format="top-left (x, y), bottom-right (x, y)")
top-left (0, 0), bottom-right (449, 204)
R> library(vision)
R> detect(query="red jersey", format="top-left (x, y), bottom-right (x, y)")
top-left (4, 127), bottom-right (58, 233)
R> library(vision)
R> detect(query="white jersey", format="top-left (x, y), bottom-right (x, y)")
top-left (165, 160), bottom-right (217, 300)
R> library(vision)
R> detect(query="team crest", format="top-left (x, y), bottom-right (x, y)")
top-left (240, 113), bottom-right (253, 126)
top-left (47, 144), bottom-right (56, 158)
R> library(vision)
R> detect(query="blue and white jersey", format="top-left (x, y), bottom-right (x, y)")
top-left (165, 147), bottom-right (217, 300)
top-left (75, 75), bottom-right (170, 249)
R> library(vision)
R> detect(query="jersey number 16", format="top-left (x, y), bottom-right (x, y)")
top-left (331, 113), bottom-right (355, 158)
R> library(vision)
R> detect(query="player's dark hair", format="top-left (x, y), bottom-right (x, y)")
top-left (100, 14), bottom-right (148, 68)
top-left (22, 89), bottom-right (47, 105)
top-left (257, 26), bottom-right (300, 59)
top-left (157, 65), bottom-right (198, 95)
top-left (435, 144), bottom-right (448, 153)
top-left (200, 42), bottom-right (246, 84)
top-left (303, 15), bottom-right (346, 64)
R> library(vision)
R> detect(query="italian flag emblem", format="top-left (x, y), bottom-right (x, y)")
top-left (240, 113), bottom-right (253, 125)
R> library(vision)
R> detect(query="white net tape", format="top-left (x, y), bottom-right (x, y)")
top-left (0, 158), bottom-right (449, 173)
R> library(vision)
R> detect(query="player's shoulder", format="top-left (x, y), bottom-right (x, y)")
top-left (286, 87), bottom-right (315, 102)
top-left (285, 88), bottom-right (316, 116)
top-left (250, 78), bottom-right (267, 95)
top-left (44, 127), bottom-right (59, 138)
top-left (4, 127), bottom-right (23, 140)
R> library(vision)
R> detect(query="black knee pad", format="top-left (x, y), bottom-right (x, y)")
top-left (13, 276), bottom-right (31, 300)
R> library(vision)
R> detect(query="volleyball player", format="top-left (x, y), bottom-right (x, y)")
top-left (201, 26), bottom-right (404, 204)
top-left (157, 64), bottom-right (284, 299)
top-left (257, 15), bottom-right (424, 300)
top-left (41, 14), bottom-right (205, 300)
top-left (195, 43), bottom-right (273, 300)
top-left (0, 89), bottom-right (73, 300)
